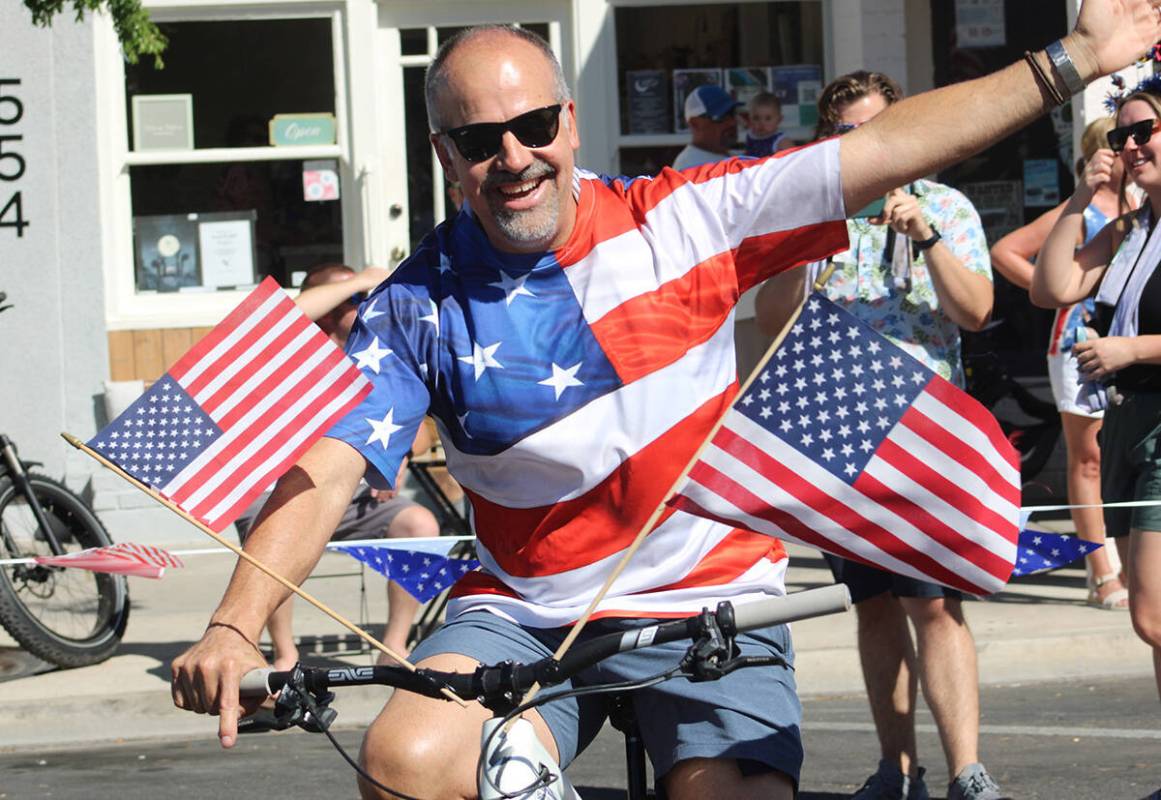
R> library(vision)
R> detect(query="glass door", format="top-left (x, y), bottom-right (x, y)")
top-left (376, 5), bottom-right (570, 263)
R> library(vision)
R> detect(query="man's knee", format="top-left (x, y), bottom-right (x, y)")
top-left (899, 595), bottom-right (967, 631)
top-left (359, 702), bottom-right (478, 800)
top-left (388, 505), bottom-right (441, 538)
top-left (663, 758), bottom-right (794, 800)
top-left (854, 591), bottom-right (903, 631)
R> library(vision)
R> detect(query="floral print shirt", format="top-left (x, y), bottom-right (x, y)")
top-left (806, 179), bottom-right (991, 387)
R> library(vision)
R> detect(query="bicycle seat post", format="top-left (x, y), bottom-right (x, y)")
top-left (607, 693), bottom-right (649, 800)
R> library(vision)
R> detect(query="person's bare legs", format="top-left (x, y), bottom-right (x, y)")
top-left (899, 595), bottom-right (979, 779)
top-left (378, 504), bottom-right (441, 662)
top-left (359, 652), bottom-right (558, 799)
top-left (855, 592), bottom-right (921, 776)
top-left (1061, 413), bottom-right (1126, 605)
top-left (664, 758), bottom-right (793, 800)
top-left (1126, 529), bottom-right (1161, 699)
top-left (266, 598), bottom-right (299, 671)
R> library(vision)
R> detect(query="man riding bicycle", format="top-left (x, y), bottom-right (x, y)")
top-left (172, 9), bottom-right (1161, 799)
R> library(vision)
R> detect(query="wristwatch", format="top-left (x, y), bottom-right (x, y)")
top-left (913, 227), bottom-right (941, 253)
top-left (1045, 40), bottom-right (1085, 99)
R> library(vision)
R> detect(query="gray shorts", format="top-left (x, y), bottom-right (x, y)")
top-left (234, 488), bottom-right (417, 541)
top-left (1099, 390), bottom-right (1161, 536)
top-left (410, 609), bottom-right (803, 787)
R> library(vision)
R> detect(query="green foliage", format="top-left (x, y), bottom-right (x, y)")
top-left (22, 0), bottom-right (168, 67)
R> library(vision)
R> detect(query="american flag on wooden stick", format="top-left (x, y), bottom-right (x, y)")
top-left (87, 277), bottom-right (372, 531)
top-left (669, 293), bottom-right (1020, 595)
top-left (35, 542), bottom-right (183, 579)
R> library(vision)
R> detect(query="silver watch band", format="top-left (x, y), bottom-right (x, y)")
top-left (1046, 40), bottom-right (1086, 98)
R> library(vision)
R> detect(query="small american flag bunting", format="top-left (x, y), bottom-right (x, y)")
top-left (35, 542), bottom-right (183, 579)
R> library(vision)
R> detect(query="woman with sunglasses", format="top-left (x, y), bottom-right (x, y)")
top-left (991, 117), bottom-right (1136, 611)
top-left (1033, 85), bottom-right (1161, 737)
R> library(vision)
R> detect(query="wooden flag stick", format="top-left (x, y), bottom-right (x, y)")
top-left (515, 267), bottom-right (836, 712)
top-left (62, 433), bottom-right (466, 706)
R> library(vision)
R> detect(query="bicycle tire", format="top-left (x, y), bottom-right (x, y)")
top-left (0, 474), bottom-right (130, 667)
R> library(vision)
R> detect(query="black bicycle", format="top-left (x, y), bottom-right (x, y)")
top-left (0, 292), bottom-right (130, 667)
top-left (241, 583), bottom-right (851, 800)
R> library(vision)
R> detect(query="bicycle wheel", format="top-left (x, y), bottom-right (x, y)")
top-left (0, 474), bottom-right (130, 667)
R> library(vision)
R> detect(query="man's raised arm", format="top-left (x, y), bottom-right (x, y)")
top-left (840, 0), bottom-right (1161, 214)
top-left (170, 437), bottom-right (365, 749)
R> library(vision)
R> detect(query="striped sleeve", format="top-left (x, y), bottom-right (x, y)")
top-left (633, 138), bottom-right (849, 293)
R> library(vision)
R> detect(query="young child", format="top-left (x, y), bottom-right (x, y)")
top-left (744, 91), bottom-right (792, 157)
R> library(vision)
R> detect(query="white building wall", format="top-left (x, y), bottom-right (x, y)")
top-left (0, 7), bottom-right (107, 490)
top-left (829, 0), bottom-right (907, 85)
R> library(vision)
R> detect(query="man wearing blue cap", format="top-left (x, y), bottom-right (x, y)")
top-left (674, 84), bottom-right (743, 170)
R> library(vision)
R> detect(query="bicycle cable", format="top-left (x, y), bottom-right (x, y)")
top-left (476, 663), bottom-right (684, 800)
top-left (294, 671), bottom-right (426, 800)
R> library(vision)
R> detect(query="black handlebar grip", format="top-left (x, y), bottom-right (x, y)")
top-left (731, 584), bottom-right (851, 632)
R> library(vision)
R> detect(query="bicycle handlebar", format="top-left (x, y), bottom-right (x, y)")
top-left (239, 584), bottom-right (851, 701)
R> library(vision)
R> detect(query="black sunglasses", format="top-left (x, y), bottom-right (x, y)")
top-left (442, 104), bottom-right (563, 163)
top-left (1107, 118), bottom-right (1161, 153)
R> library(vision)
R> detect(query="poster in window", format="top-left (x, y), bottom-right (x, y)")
top-left (1023, 159), bottom-right (1061, 207)
top-left (626, 70), bottom-right (670, 134)
top-left (131, 94), bottom-right (194, 152)
top-left (725, 68), bottom-right (771, 110)
top-left (672, 68), bottom-right (722, 133)
top-left (955, 0), bottom-right (1006, 48)
top-left (196, 211), bottom-right (259, 289)
top-left (303, 160), bottom-right (341, 202)
top-left (133, 214), bottom-right (201, 292)
top-left (770, 65), bottom-right (823, 130)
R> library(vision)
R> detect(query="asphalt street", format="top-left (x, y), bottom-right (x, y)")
top-left (2, 674), bottom-right (1157, 799)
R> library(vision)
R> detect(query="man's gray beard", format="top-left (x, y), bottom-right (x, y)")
top-left (491, 189), bottom-right (560, 247)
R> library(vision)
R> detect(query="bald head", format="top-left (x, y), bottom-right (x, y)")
top-left (424, 25), bottom-right (570, 133)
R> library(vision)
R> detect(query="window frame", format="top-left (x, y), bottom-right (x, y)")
top-left (96, 1), bottom-right (353, 330)
top-left (607, 0), bottom-right (830, 154)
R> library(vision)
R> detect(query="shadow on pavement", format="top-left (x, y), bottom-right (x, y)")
top-left (0, 646), bottom-right (55, 683)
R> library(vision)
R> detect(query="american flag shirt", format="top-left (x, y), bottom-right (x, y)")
top-left (326, 140), bottom-right (848, 627)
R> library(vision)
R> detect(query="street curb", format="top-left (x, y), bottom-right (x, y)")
top-left (2, 627), bottom-right (1151, 754)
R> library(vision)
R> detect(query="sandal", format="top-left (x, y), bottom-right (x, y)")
top-left (1087, 572), bottom-right (1130, 610)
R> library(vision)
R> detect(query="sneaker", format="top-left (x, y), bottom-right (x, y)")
top-left (1139, 790), bottom-right (1161, 800)
top-left (851, 759), bottom-right (930, 800)
top-left (946, 763), bottom-right (1010, 800)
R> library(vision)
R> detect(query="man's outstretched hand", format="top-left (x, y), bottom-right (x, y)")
top-left (171, 622), bottom-right (269, 749)
top-left (1072, 0), bottom-right (1161, 81)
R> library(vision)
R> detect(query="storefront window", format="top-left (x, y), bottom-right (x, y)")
top-left (122, 19), bottom-right (344, 293)
top-left (614, 2), bottom-right (824, 176)
top-left (930, 0), bottom-right (1069, 369)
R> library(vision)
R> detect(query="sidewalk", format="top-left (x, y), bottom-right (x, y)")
top-left (0, 537), bottom-right (1152, 752)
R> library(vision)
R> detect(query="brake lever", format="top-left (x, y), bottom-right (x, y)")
top-left (683, 608), bottom-right (734, 682)
top-left (269, 664), bottom-right (339, 733)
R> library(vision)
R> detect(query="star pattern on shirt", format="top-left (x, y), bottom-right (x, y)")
top-left (366, 408), bottom-right (403, 450)
top-left (458, 341), bottom-right (503, 380)
top-left (538, 362), bottom-right (584, 400)
top-left (489, 270), bottom-right (536, 306)
top-left (418, 299), bottom-right (440, 335)
top-left (90, 379), bottom-right (221, 489)
top-left (736, 296), bottom-right (929, 485)
top-left (362, 297), bottom-right (387, 322)
top-left (351, 336), bottom-right (394, 373)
